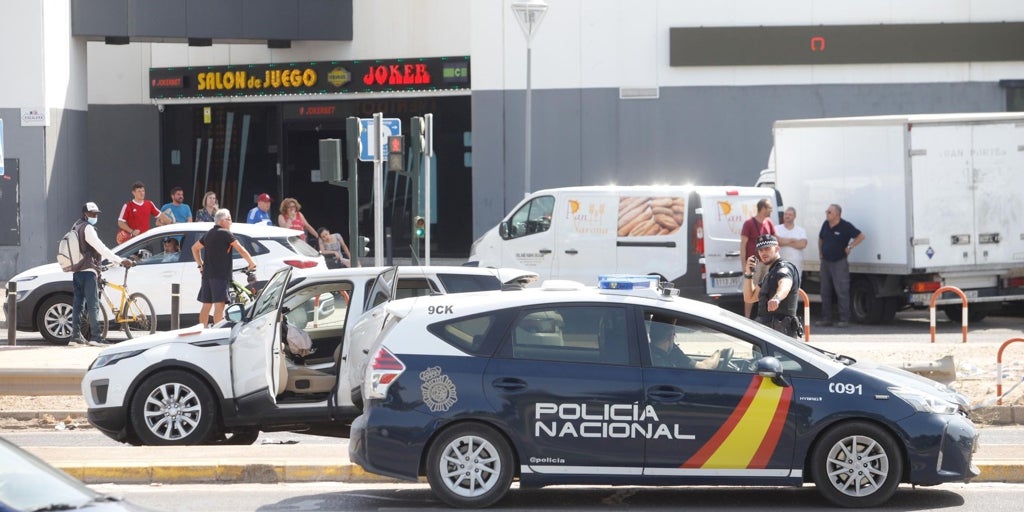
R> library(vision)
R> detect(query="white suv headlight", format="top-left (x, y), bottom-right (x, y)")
top-left (889, 387), bottom-right (959, 415)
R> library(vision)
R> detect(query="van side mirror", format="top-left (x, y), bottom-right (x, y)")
top-left (499, 221), bottom-right (510, 240)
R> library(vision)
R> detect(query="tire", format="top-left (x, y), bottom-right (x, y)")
top-left (122, 293), bottom-right (156, 339)
top-left (36, 294), bottom-right (108, 344)
top-left (426, 423), bottom-right (515, 508)
top-left (810, 421), bottom-right (903, 508)
top-left (942, 306), bottom-right (987, 323)
top-left (849, 279), bottom-right (883, 324)
top-left (880, 297), bottom-right (901, 324)
top-left (130, 370), bottom-right (218, 445)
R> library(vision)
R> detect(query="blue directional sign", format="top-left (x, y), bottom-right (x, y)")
top-left (359, 118), bottom-right (401, 162)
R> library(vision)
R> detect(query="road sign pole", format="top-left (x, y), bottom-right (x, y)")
top-left (373, 113), bottom-right (384, 266)
top-left (424, 113), bottom-right (433, 266)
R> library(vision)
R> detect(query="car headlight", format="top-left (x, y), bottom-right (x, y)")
top-left (90, 350), bottom-right (146, 370)
top-left (889, 387), bottom-right (959, 415)
top-left (10, 275), bottom-right (38, 283)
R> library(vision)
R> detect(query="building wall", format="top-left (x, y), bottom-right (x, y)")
top-left (0, 1), bottom-right (93, 279)
top-left (471, 82), bottom-right (1006, 237)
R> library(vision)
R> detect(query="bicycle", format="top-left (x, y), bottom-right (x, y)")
top-left (227, 267), bottom-right (259, 307)
top-left (78, 261), bottom-right (157, 341)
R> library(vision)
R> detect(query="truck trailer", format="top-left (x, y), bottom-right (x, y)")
top-left (768, 112), bottom-right (1024, 323)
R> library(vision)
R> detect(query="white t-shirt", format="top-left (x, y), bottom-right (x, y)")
top-left (776, 224), bottom-right (807, 276)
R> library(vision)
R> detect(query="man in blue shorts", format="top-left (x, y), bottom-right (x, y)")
top-left (191, 209), bottom-right (256, 326)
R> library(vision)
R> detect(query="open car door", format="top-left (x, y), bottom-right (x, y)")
top-left (230, 266), bottom-right (292, 404)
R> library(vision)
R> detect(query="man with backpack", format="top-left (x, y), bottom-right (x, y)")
top-left (69, 202), bottom-right (133, 347)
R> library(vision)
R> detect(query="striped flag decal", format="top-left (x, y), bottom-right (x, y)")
top-left (683, 375), bottom-right (793, 469)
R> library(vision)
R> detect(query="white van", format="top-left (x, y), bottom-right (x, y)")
top-left (468, 185), bottom-right (781, 303)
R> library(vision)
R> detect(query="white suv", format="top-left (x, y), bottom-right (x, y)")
top-left (80, 265), bottom-right (536, 446)
top-left (5, 223), bottom-right (324, 344)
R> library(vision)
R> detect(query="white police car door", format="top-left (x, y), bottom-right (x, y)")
top-left (230, 266), bottom-right (291, 404)
top-left (483, 305), bottom-right (645, 476)
top-left (641, 313), bottom-right (797, 478)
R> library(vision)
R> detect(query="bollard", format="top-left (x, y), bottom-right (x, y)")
top-left (170, 283), bottom-right (180, 331)
top-left (797, 288), bottom-right (810, 342)
top-left (6, 282), bottom-right (16, 346)
top-left (929, 286), bottom-right (968, 343)
top-left (996, 338), bottom-right (1024, 405)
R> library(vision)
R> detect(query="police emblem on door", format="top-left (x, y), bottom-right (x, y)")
top-left (420, 366), bottom-right (458, 412)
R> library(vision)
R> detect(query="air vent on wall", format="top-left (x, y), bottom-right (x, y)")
top-left (619, 87), bottom-right (660, 99)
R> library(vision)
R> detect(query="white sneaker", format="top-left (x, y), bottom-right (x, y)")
top-left (68, 335), bottom-right (87, 347)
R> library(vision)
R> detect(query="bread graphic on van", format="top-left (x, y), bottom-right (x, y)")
top-left (617, 196), bottom-right (685, 237)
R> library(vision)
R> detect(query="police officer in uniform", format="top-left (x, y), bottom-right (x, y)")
top-left (742, 234), bottom-right (802, 338)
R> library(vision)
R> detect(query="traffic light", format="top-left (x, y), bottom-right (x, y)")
top-left (387, 135), bottom-right (404, 172)
top-left (413, 216), bottom-right (426, 239)
top-left (356, 235), bottom-right (371, 257)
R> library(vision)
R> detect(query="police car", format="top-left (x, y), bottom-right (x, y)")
top-left (349, 276), bottom-right (978, 508)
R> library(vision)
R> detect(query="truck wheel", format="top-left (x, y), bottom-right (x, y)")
top-left (880, 297), bottom-right (901, 323)
top-left (850, 280), bottom-right (883, 324)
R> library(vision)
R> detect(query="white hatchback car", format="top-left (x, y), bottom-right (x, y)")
top-left (5, 222), bottom-right (324, 344)
top-left (81, 265), bottom-right (536, 446)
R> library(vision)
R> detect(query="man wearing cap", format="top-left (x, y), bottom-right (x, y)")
top-left (742, 234), bottom-right (802, 338)
top-left (247, 193), bottom-right (273, 225)
top-left (70, 202), bottom-right (134, 347)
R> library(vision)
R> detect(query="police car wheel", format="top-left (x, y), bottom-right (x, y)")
top-left (129, 370), bottom-right (218, 446)
top-left (810, 421), bottom-right (903, 508)
top-left (426, 423), bottom-right (514, 508)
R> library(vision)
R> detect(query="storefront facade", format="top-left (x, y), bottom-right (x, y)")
top-left (4, 1), bottom-right (1024, 275)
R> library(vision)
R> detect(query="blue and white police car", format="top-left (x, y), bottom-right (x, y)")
top-left (349, 276), bottom-right (978, 508)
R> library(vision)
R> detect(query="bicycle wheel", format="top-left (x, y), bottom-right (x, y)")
top-left (81, 304), bottom-right (110, 342)
top-left (122, 292), bottom-right (156, 339)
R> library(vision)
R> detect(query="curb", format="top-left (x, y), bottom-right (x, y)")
top-left (50, 461), bottom-right (1022, 485)
top-left (58, 461), bottom-right (406, 485)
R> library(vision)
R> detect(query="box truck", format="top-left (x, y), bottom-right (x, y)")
top-left (467, 185), bottom-right (780, 303)
top-left (768, 112), bottom-right (1024, 323)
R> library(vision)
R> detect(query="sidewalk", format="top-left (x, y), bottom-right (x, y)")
top-left (22, 443), bottom-right (400, 485)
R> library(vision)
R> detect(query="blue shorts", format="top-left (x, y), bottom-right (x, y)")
top-left (197, 277), bottom-right (229, 304)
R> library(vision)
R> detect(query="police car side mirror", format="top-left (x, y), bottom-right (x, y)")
top-left (225, 303), bottom-right (244, 322)
top-left (756, 356), bottom-right (789, 387)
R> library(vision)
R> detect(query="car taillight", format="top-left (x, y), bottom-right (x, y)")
top-left (284, 259), bottom-right (319, 269)
top-left (910, 281), bottom-right (941, 293)
top-left (694, 218), bottom-right (705, 256)
top-left (365, 346), bottom-right (405, 400)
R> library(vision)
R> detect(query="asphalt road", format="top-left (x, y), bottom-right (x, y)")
top-left (92, 481), bottom-right (1024, 512)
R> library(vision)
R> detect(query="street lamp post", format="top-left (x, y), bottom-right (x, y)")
top-left (511, 0), bottom-right (547, 197)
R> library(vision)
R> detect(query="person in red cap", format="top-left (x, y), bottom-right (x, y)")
top-left (246, 193), bottom-right (273, 225)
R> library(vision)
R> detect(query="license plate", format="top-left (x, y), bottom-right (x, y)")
top-left (712, 276), bottom-right (741, 289)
